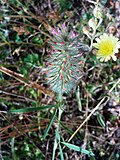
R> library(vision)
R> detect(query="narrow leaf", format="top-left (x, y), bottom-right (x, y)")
top-left (55, 130), bottom-right (60, 142)
top-left (59, 144), bottom-right (64, 160)
top-left (61, 142), bottom-right (94, 156)
top-left (43, 108), bottom-right (57, 140)
top-left (8, 105), bottom-right (57, 113)
top-left (52, 137), bottom-right (58, 160)
top-left (97, 113), bottom-right (105, 128)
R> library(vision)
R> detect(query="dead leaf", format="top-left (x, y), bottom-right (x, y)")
top-left (13, 26), bottom-right (30, 35)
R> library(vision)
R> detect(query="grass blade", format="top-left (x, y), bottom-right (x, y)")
top-left (8, 105), bottom-right (57, 113)
top-left (59, 143), bottom-right (64, 160)
top-left (61, 142), bottom-right (94, 156)
top-left (43, 108), bottom-right (57, 140)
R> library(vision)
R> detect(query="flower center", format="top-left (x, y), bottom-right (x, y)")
top-left (98, 40), bottom-right (114, 56)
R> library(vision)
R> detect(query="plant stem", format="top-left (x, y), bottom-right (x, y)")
top-left (52, 92), bottom-right (63, 160)
top-left (89, 18), bottom-right (102, 52)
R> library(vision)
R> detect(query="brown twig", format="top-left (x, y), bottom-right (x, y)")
top-left (0, 66), bottom-right (55, 98)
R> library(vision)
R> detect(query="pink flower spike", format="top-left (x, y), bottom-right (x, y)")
top-left (51, 28), bottom-right (57, 35)
top-left (70, 31), bottom-right (76, 38)
top-left (57, 27), bottom-right (61, 35)
top-left (62, 23), bottom-right (67, 30)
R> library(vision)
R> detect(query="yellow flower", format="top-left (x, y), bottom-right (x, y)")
top-left (93, 33), bottom-right (120, 62)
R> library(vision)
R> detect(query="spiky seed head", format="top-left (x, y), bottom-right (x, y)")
top-left (46, 24), bottom-right (89, 94)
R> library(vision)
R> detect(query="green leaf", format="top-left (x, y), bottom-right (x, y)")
top-left (33, 53), bottom-right (39, 62)
top-left (52, 137), bottom-right (58, 160)
top-left (97, 113), bottom-right (105, 128)
top-left (101, 0), bottom-right (107, 5)
top-left (8, 105), bottom-right (57, 113)
top-left (55, 130), bottom-right (60, 142)
top-left (15, 34), bottom-right (22, 42)
top-left (43, 108), bottom-right (57, 140)
top-left (24, 54), bottom-right (33, 63)
top-left (61, 142), bottom-right (94, 156)
top-left (59, 144), bottom-right (64, 160)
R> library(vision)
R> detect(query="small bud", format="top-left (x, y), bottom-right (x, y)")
top-left (93, 7), bottom-right (102, 19)
top-left (82, 26), bottom-right (90, 35)
top-left (88, 18), bottom-right (97, 31)
top-left (19, 114), bottom-right (23, 120)
top-left (108, 26), bottom-right (117, 34)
